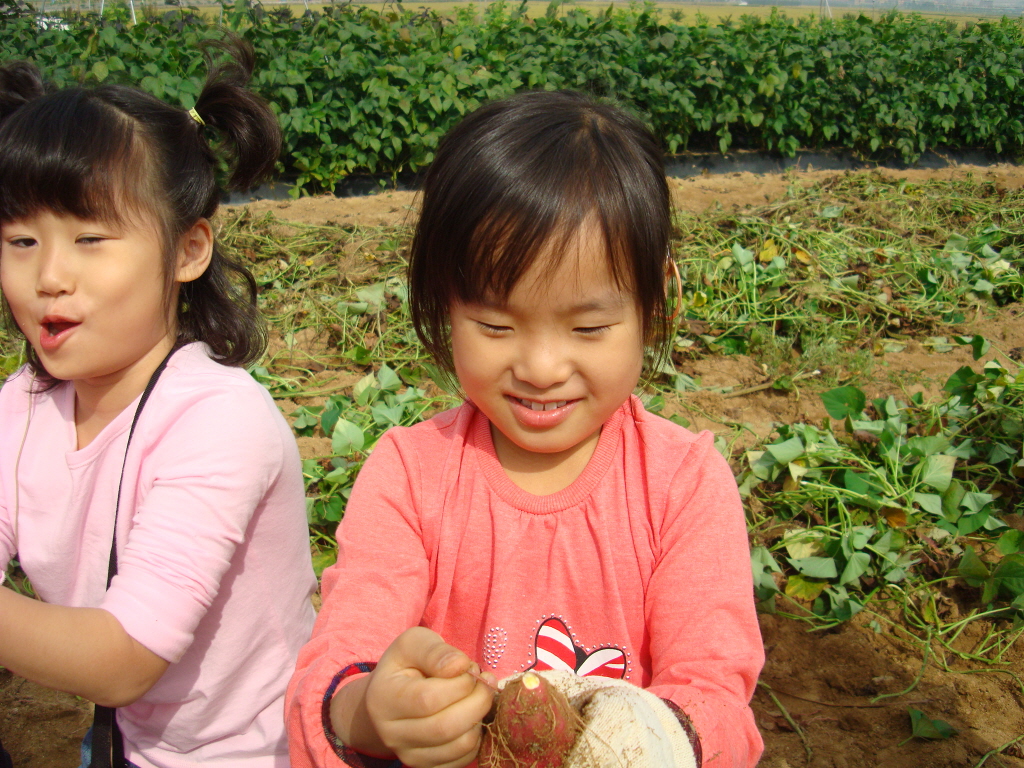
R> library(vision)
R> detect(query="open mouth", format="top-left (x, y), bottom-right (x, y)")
top-left (38, 318), bottom-right (81, 350)
top-left (44, 321), bottom-right (78, 336)
top-left (515, 398), bottom-right (569, 412)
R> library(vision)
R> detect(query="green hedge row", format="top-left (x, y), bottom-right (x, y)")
top-left (2, 0), bottom-right (1023, 191)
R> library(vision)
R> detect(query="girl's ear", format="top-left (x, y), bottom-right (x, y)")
top-left (175, 219), bottom-right (214, 283)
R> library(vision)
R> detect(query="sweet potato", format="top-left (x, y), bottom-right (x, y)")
top-left (479, 671), bottom-right (582, 768)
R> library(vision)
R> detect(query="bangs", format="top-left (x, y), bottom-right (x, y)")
top-left (0, 89), bottom-right (153, 227)
top-left (433, 109), bottom-right (662, 306)
top-left (458, 193), bottom-right (635, 308)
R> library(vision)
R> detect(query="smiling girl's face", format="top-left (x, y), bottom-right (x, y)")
top-left (449, 220), bottom-right (644, 484)
top-left (0, 209), bottom-right (177, 399)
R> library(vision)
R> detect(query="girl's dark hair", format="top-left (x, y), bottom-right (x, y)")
top-left (408, 89), bottom-right (671, 377)
top-left (0, 36), bottom-right (280, 382)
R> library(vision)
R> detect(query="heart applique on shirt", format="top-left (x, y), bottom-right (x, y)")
top-left (528, 617), bottom-right (626, 679)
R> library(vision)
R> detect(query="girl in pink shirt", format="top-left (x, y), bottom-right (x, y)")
top-left (0, 39), bottom-right (316, 767)
top-left (288, 91), bottom-right (763, 768)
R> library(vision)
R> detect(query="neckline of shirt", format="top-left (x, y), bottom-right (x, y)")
top-left (60, 342), bottom-right (203, 466)
top-left (470, 397), bottom-right (634, 514)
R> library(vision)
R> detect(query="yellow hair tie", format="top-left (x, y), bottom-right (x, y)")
top-left (188, 107), bottom-right (205, 127)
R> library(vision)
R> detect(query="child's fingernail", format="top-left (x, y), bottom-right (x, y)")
top-left (438, 651), bottom-right (460, 668)
top-left (468, 668), bottom-right (499, 691)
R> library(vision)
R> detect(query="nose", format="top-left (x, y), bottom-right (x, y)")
top-left (35, 244), bottom-right (74, 297)
top-left (512, 335), bottom-right (572, 391)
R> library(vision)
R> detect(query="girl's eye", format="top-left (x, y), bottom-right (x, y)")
top-left (77, 235), bottom-right (105, 245)
top-left (7, 237), bottom-right (37, 248)
top-left (575, 325), bottom-right (610, 336)
top-left (476, 321), bottom-right (512, 335)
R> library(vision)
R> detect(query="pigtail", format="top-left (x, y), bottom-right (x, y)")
top-left (177, 256), bottom-right (266, 367)
top-left (192, 35), bottom-right (281, 192)
top-left (0, 61), bottom-right (46, 123)
top-left (160, 35), bottom-right (275, 367)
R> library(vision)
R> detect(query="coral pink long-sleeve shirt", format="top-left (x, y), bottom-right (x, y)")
top-left (0, 343), bottom-right (318, 768)
top-left (287, 396), bottom-right (764, 768)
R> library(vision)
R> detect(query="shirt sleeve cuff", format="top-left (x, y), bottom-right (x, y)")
top-left (322, 662), bottom-right (402, 768)
top-left (661, 698), bottom-right (703, 768)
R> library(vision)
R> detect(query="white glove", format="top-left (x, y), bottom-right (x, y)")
top-left (497, 671), bottom-right (698, 768)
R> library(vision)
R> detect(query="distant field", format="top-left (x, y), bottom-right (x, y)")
top-left (164, 0), bottom-right (1019, 23)
top-left (389, 2), bottom-right (827, 21)
top-left (371, 1), bottom-right (1015, 22)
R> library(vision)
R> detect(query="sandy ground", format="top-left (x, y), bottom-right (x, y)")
top-left (234, 162), bottom-right (1024, 227)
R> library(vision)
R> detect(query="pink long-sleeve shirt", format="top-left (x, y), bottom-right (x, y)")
top-left (287, 396), bottom-right (764, 768)
top-left (0, 343), bottom-right (318, 768)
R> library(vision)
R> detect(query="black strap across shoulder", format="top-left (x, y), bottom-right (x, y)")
top-left (89, 346), bottom-right (178, 768)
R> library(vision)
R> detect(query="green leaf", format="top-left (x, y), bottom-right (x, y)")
top-left (310, 495), bottom-right (344, 525)
top-left (913, 493), bottom-right (943, 517)
top-left (821, 386), bottom-right (866, 420)
top-left (788, 556), bottom-right (838, 579)
top-left (751, 547), bottom-right (781, 596)
top-left (346, 345), bottom-right (373, 366)
top-left (320, 401), bottom-right (343, 438)
top-left (872, 530), bottom-right (894, 556)
top-left (355, 282), bottom-right (387, 310)
top-left (311, 548), bottom-right (338, 577)
top-left (992, 555), bottom-right (1024, 598)
top-left (331, 417), bottom-right (366, 456)
top-left (785, 573), bottom-right (827, 601)
top-left (908, 709), bottom-right (957, 740)
top-left (291, 406), bottom-right (322, 435)
top-left (942, 480), bottom-right (967, 520)
top-left (751, 546), bottom-right (782, 574)
top-left (766, 436), bottom-right (804, 466)
top-left (353, 372), bottom-right (378, 405)
top-left (337, 301), bottom-right (369, 315)
top-left (839, 551), bottom-right (871, 585)
top-left (989, 442), bottom-right (1017, 465)
top-left (957, 547), bottom-right (989, 583)
top-left (826, 585), bottom-right (864, 621)
top-left (842, 470), bottom-right (883, 502)
top-left (850, 527), bottom-right (873, 550)
top-left (997, 530), bottom-right (1024, 556)
top-left (377, 364), bottom-right (402, 392)
top-left (918, 454), bottom-right (956, 492)
top-left (906, 435), bottom-right (950, 458)
top-left (953, 334), bottom-right (990, 361)
top-left (731, 243), bottom-right (755, 266)
top-left (944, 366), bottom-right (984, 405)
top-left (785, 532), bottom-right (825, 560)
top-left (961, 492), bottom-right (994, 514)
top-left (371, 402), bottom-right (405, 426)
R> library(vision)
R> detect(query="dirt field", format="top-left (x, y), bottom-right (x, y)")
top-left (3, 163), bottom-right (1024, 767)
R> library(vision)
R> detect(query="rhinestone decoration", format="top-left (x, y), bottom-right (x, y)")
top-left (482, 626), bottom-right (508, 668)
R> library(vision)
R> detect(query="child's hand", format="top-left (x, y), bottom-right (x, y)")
top-left (334, 627), bottom-right (496, 768)
top-left (367, 627), bottom-right (496, 768)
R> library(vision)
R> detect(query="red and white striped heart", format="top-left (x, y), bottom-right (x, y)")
top-left (529, 617), bottom-right (625, 679)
